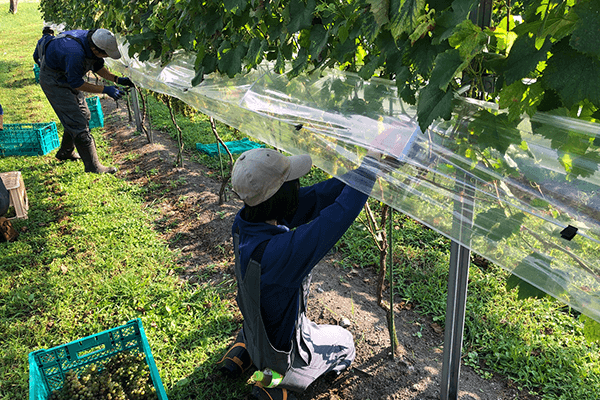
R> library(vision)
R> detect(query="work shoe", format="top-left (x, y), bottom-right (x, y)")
top-left (216, 331), bottom-right (253, 377)
top-left (55, 148), bottom-right (81, 161)
top-left (251, 384), bottom-right (296, 400)
top-left (74, 134), bottom-right (116, 174)
top-left (55, 134), bottom-right (81, 161)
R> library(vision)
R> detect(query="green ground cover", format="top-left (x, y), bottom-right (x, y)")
top-left (1, 2), bottom-right (599, 400)
top-left (0, 3), bottom-right (245, 399)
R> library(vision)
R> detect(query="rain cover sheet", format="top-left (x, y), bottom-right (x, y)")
top-left (107, 43), bottom-right (600, 323)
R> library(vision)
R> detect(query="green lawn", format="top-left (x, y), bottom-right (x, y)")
top-left (0, 3), bottom-right (247, 399)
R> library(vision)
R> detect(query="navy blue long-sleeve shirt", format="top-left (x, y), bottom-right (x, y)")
top-left (232, 161), bottom-right (378, 351)
top-left (42, 30), bottom-right (104, 88)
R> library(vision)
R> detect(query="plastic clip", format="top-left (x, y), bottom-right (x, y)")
top-left (560, 225), bottom-right (577, 241)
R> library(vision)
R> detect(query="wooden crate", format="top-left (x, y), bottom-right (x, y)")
top-left (0, 171), bottom-right (29, 219)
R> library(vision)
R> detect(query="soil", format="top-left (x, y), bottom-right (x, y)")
top-left (99, 97), bottom-right (540, 400)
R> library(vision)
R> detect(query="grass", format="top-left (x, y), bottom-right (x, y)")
top-left (1, 2), bottom-right (599, 400)
top-left (0, 3), bottom-right (248, 399)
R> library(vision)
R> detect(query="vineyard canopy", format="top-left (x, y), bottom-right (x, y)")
top-left (106, 39), bottom-right (600, 324)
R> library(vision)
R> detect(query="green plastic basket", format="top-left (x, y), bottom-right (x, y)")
top-left (196, 138), bottom-right (264, 157)
top-left (86, 96), bottom-right (104, 129)
top-left (28, 319), bottom-right (167, 400)
top-left (0, 122), bottom-right (59, 157)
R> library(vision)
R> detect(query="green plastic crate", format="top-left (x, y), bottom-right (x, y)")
top-left (0, 122), bottom-right (59, 157)
top-left (28, 319), bottom-right (167, 400)
top-left (196, 138), bottom-right (264, 157)
top-left (86, 96), bottom-right (104, 129)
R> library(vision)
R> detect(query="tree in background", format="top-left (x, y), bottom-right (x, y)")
top-left (9, 0), bottom-right (18, 14)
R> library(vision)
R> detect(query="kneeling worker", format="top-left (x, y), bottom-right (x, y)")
top-left (218, 148), bottom-right (381, 399)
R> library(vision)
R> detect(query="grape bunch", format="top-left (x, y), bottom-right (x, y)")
top-left (49, 352), bottom-right (158, 400)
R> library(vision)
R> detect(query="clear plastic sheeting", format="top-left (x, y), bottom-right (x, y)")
top-left (107, 42), bottom-right (600, 323)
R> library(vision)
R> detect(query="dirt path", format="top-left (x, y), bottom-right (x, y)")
top-left (100, 97), bottom-right (537, 400)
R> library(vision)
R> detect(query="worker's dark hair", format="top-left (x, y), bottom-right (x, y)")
top-left (42, 26), bottom-right (54, 35)
top-left (242, 179), bottom-right (300, 225)
top-left (87, 29), bottom-right (108, 57)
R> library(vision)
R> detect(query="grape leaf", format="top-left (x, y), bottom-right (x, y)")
top-left (288, 0), bottom-right (316, 33)
top-left (513, 8), bottom-right (578, 42)
top-left (309, 24), bottom-right (329, 60)
top-left (468, 110), bottom-right (520, 154)
top-left (428, 0), bottom-right (453, 11)
top-left (543, 38), bottom-right (600, 109)
top-left (390, 0), bottom-right (426, 39)
top-left (223, 0), bottom-right (247, 14)
top-left (430, 49), bottom-right (464, 91)
top-left (288, 48), bottom-right (309, 78)
top-left (407, 35), bottom-right (442, 77)
top-left (245, 38), bottom-right (267, 67)
top-left (359, 56), bottom-right (384, 80)
top-left (571, 1), bottom-right (600, 58)
top-left (502, 34), bottom-right (552, 86)
top-left (498, 80), bottom-right (544, 120)
top-left (192, 66), bottom-right (204, 86)
top-left (367, 0), bottom-right (390, 27)
top-left (416, 83), bottom-right (453, 132)
top-left (448, 19), bottom-right (486, 60)
top-left (434, 0), bottom-right (479, 43)
top-left (218, 42), bottom-right (247, 78)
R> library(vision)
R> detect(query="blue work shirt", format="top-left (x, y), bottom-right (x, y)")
top-left (232, 162), bottom-right (378, 351)
top-left (43, 30), bottom-right (104, 88)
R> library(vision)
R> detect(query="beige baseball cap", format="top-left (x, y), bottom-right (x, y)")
top-left (91, 29), bottom-right (121, 59)
top-left (232, 148), bottom-right (312, 206)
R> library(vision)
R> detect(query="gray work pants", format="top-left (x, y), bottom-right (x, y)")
top-left (39, 65), bottom-right (93, 145)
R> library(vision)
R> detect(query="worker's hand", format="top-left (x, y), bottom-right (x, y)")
top-left (116, 77), bottom-right (135, 87)
top-left (102, 86), bottom-right (125, 100)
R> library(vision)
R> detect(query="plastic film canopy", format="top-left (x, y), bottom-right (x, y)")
top-left (107, 42), bottom-right (600, 323)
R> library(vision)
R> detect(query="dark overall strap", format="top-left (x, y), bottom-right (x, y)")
top-left (233, 231), bottom-right (291, 373)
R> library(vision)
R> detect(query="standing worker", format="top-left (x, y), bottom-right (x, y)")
top-left (33, 26), bottom-right (54, 66)
top-left (218, 148), bottom-right (382, 400)
top-left (36, 28), bottom-right (134, 173)
top-left (0, 102), bottom-right (3, 130)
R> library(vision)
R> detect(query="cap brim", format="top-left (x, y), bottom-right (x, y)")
top-left (286, 154), bottom-right (312, 181)
top-left (106, 48), bottom-right (122, 59)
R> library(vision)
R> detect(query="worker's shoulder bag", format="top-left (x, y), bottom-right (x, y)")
top-left (0, 217), bottom-right (18, 242)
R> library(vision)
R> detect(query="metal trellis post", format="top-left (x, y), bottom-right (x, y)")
top-left (130, 87), bottom-right (143, 134)
top-left (441, 1), bottom-right (491, 397)
top-left (440, 175), bottom-right (475, 400)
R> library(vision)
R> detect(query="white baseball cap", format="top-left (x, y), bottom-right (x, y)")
top-left (91, 29), bottom-right (121, 59)
top-left (232, 148), bottom-right (312, 206)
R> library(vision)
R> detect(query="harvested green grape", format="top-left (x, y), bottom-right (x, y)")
top-left (48, 352), bottom-right (158, 400)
